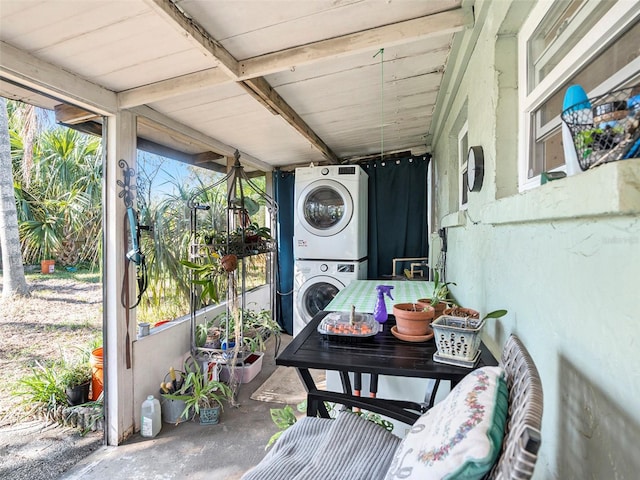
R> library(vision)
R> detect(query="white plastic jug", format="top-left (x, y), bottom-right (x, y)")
top-left (141, 395), bottom-right (162, 438)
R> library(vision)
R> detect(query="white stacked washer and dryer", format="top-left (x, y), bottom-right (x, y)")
top-left (293, 165), bottom-right (369, 336)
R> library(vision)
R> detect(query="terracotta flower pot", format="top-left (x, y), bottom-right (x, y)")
top-left (220, 254), bottom-right (238, 272)
top-left (392, 303), bottom-right (435, 336)
top-left (417, 298), bottom-right (448, 320)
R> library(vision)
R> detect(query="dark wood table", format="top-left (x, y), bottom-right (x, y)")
top-left (276, 310), bottom-right (498, 424)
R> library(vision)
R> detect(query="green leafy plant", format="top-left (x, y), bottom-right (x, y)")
top-left (266, 404), bottom-right (299, 449)
top-left (163, 362), bottom-right (233, 421)
top-left (180, 250), bottom-right (224, 306)
top-left (428, 271), bottom-right (456, 306)
top-left (243, 222), bottom-right (271, 241)
top-left (483, 309), bottom-right (508, 320)
top-left (213, 306), bottom-right (281, 351)
top-left (13, 360), bottom-right (67, 409)
top-left (354, 411), bottom-right (394, 432)
top-left (59, 361), bottom-right (92, 389)
top-left (195, 322), bottom-right (209, 348)
top-left (266, 401), bottom-right (393, 450)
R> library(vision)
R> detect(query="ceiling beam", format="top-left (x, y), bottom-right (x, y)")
top-left (144, 0), bottom-right (339, 164)
top-left (126, 7), bottom-right (472, 98)
top-left (239, 8), bottom-right (472, 79)
top-left (58, 119), bottom-right (226, 172)
top-left (0, 41), bottom-right (117, 115)
top-left (133, 105), bottom-right (274, 172)
top-left (144, 0), bottom-right (239, 79)
top-left (118, 68), bottom-right (230, 109)
top-left (136, 138), bottom-right (226, 173)
top-left (194, 151), bottom-right (224, 165)
top-left (54, 104), bottom-right (101, 125)
top-left (115, 8), bottom-right (471, 108)
top-left (241, 77), bottom-right (339, 164)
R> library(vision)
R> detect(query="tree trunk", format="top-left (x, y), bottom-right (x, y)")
top-left (0, 97), bottom-right (30, 298)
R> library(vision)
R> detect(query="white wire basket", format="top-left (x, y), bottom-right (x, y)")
top-left (561, 85), bottom-right (640, 170)
top-left (432, 315), bottom-right (485, 367)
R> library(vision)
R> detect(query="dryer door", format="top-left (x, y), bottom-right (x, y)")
top-left (295, 275), bottom-right (345, 327)
top-left (297, 179), bottom-right (354, 237)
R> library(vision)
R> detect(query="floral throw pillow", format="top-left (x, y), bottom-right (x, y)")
top-left (384, 366), bottom-right (508, 480)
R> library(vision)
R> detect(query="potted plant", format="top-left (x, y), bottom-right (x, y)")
top-left (213, 306), bottom-right (280, 353)
top-left (241, 306), bottom-right (281, 350)
top-left (196, 321), bottom-right (222, 349)
top-left (243, 223), bottom-right (272, 244)
top-left (432, 308), bottom-right (508, 366)
top-left (443, 305), bottom-right (480, 319)
top-left (442, 305), bottom-right (507, 322)
top-left (163, 362), bottom-right (233, 425)
top-left (417, 271), bottom-right (456, 319)
top-left (392, 302), bottom-right (435, 337)
top-left (60, 361), bottom-right (92, 406)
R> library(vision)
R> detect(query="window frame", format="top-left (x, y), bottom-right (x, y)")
top-left (518, 0), bottom-right (640, 191)
top-left (458, 121), bottom-right (469, 209)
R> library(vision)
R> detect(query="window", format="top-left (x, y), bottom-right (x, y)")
top-left (519, 0), bottom-right (640, 190)
top-left (458, 121), bottom-right (469, 209)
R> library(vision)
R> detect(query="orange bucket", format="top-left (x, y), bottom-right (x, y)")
top-left (40, 260), bottom-right (55, 274)
top-left (90, 347), bottom-right (104, 400)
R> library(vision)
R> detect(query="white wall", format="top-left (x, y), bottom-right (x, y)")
top-left (131, 285), bottom-right (271, 430)
top-left (430, 1), bottom-right (640, 478)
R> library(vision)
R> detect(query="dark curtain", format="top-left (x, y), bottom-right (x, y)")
top-left (273, 169), bottom-right (295, 335)
top-left (363, 154), bottom-right (430, 279)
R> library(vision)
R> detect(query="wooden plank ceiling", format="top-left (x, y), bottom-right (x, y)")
top-left (0, 0), bottom-right (469, 171)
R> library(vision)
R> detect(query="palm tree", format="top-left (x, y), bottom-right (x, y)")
top-left (0, 97), bottom-right (30, 298)
top-left (10, 119), bottom-right (102, 266)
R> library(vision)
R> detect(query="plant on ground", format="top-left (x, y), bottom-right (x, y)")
top-left (59, 360), bottom-right (92, 389)
top-left (163, 361), bottom-right (233, 422)
top-left (12, 343), bottom-right (97, 413)
top-left (13, 360), bottom-right (67, 411)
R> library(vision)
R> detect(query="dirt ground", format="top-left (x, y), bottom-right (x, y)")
top-left (0, 274), bottom-right (104, 479)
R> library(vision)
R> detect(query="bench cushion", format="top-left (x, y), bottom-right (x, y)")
top-left (242, 411), bottom-right (401, 480)
top-left (384, 366), bottom-right (508, 480)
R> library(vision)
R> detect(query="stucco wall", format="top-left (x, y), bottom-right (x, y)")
top-left (430, 1), bottom-right (640, 478)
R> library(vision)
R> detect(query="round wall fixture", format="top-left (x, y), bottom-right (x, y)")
top-left (467, 146), bottom-right (484, 192)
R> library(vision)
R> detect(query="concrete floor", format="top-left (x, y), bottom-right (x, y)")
top-left (60, 335), bottom-right (301, 480)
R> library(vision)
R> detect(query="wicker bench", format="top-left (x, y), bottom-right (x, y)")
top-left (243, 334), bottom-right (543, 480)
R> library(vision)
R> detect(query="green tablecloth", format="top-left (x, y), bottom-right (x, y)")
top-left (325, 280), bottom-right (435, 313)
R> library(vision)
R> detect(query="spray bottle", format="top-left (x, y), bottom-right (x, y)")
top-left (373, 285), bottom-right (394, 324)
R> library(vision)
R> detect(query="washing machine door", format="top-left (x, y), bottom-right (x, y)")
top-left (297, 179), bottom-right (354, 237)
top-left (295, 275), bottom-right (345, 326)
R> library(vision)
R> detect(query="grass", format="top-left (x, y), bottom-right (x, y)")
top-left (28, 271), bottom-right (101, 283)
top-left (0, 268), bottom-right (103, 422)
